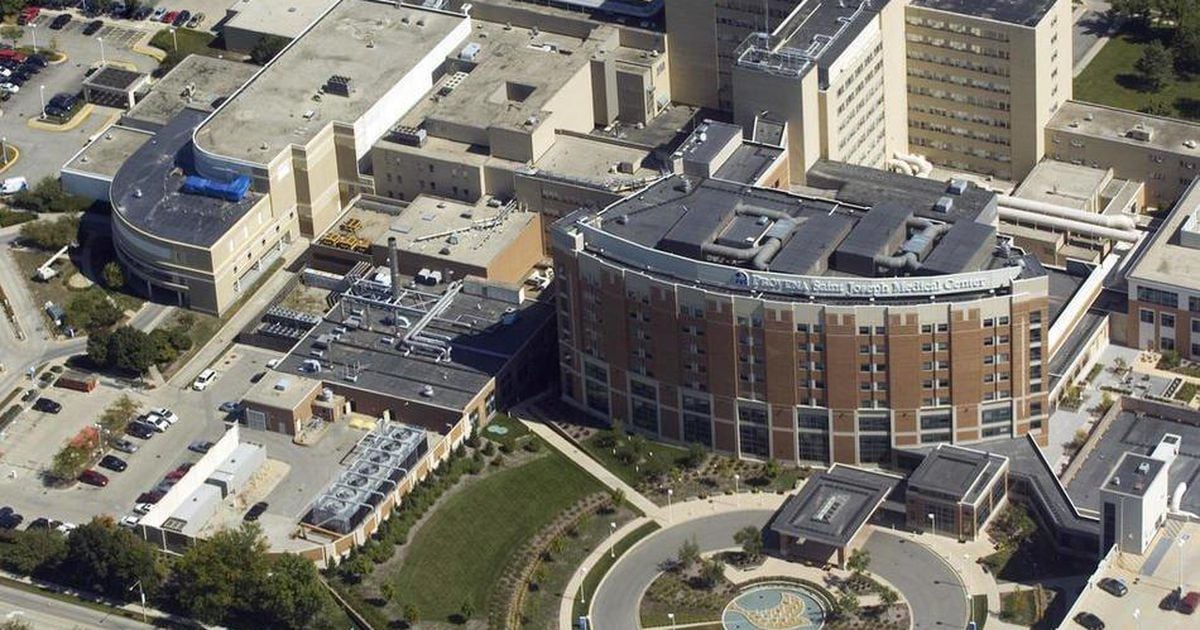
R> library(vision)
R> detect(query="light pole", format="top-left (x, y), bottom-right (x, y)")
top-left (1179, 534), bottom-right (1191, 592)
top-left (39, 85), bottom-right (45, 119)
top-left (169, 27), bottom-right (178, 52)
top-left (667, 488), bottom-right (674, 523)
top-left (609, 522), bottom-right (617, 559)
top-left (928, 512), bottom-right (936, 536)
top-left (578, 565), bottom-right (590, 606)
top-left (97, 37), bottom-right (105, 65)
top-left (734, 473), bottom-right (740, 494)
top-left (30, 24), bottom-right (38, 54)
top-left (1133, 607), bottom-right (1140, 629)
top-left (667, 612), bottom-right (676, 629)
top-left (1, 137), bottom-right (7, 167)
top-left (129, 580), bottom-right (147, 623)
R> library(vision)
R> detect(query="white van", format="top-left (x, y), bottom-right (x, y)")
top-left (1, 177), bottom-right (28, 196)
top-left (192, 368), bottom-right (217, 391)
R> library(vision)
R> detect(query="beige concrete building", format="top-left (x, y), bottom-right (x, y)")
top-left (1046, 101), bottom-right (1200, 208)
top-left (905, 0), bottom-right (1073, 182)
top-left (219, 0), bottom-right (338, 54)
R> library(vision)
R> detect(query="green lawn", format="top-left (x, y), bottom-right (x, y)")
top-left (1075, 28), bottom-right (1200, 120)
top-left (149, 28), bottom-right (217, 57)
top-left (387, 451), bottom-right (603, 621)
top-left (580, 432), bottom-right (692, 489)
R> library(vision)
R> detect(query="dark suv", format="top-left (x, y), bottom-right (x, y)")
top-left (33, 398), bottom-right (62, 413)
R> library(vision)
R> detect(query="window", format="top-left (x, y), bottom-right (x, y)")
top-left (739, 424), bottom-right (770, 458)
top-left (1140, 309), bottom-right (1156, 324)
top-left (1162, 313), bottom-right (1176, 329)
top-left (859, 434), bottom-right (891, 464)
top-left (859, 326), bottom-right (871, 335)
top-left (630, 398), bottom-right (658, 433)
top-left (920, 411), bottom-right (952, 431)
top-left (921, 324), bottom-right (933, 333)
top-left (859, 415), bottom-right (890, 432)
top-left (798, 433), bottom-right (829, 463)
top-left (982, 405), bottom-right (1012, 425)
top-left (1138, 286), bottom-right (1178, 308)
top-left (682, 393), bottom-right (711, 447)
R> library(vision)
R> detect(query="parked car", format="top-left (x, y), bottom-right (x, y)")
top-left (78, 469), bottom-right (109, 487)
top-left (55, 522), bottom-right (77, 534)
top-left (110, 438), bottom-right (139, 454)
top-left (172, 10), bottom-right (190, 27)
top-left (161, 10), bottom-right (177, 24)
top-left (192, 368), bottom-right (216, 391)
top-left (152, 407), bottom-right (179, 424)
top-left (136, 491), bottom-right (163, 504)
top-left (1073, 612), bottom-right (1105, 630)
top-left (99, 455), bottom-right (127, 472)
top-left (32, 398), bottom-right (62, 414)
top-left (26, 517), bottom-right (51, 531)
top-left (219, 401), bottom-right (242, 414)
top-left (133, 502), bottom-right (153, 515)
top-left (49, 14), bottom-right (72, 30)
top-left (188, 440), bottom-right (214, 454)
top-left (165, 467), bottom-right (189, 481)
top-left (0, 83), bottom-right (19, 94)
top-left (126, 421), bottom-right (154, 439)
top-left (0, 507), bottom-right (23, 530)
top-left (1, 176), bottom-right (27, 195)
top-left (266, 358), bottom-right (281, 369)
top-left (17, 6), bottom-right (40, 25)
top-left (20, 389), bottom-right (37, 403)
top-left (82, 19), bottom-right (103, 35)
top-left (25, 55), bottom-right (47, 68)
top-left (1162, 587), bottom-right (1182, 611)
top-left (145, 415), bottom-right (169, 432)
top-left (243, 502), bottom-right (269, 522)
top-left (119, 515), bottom-right (140, 529)
top-left (1098, 577), bottom-right (1128, 597)
top-left (188, 12), bottom-right (204, 28)
top-left (1181, 591), bottom-right (1200, 615)
top-left (133, 6), bottom-right (153, 20)
top-left (151, 7), bottom-right (166, 20)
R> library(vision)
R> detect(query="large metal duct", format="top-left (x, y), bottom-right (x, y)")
top-left (997, 194), bottom-right (1137, 230)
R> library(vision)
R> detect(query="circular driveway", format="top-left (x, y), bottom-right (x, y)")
top-left (588, 511), bottom-right (968, 629)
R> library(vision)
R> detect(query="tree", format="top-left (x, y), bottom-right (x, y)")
top-left (698, 558), bottom-right (724, 588)
top-left (1141, 100), bottom-right (1176, 116)
top-left (250, 34), bottom-right (290, 65)
top-left (0, 0), bottom-right (27, 22)
top-left (1111, 0), bottom-right (1154, 27)
top-left (761, 458), bottom-right (781, 480)
top-left (682, 442), bottom-right (707, 469)
top-left (0, 620), bottom-right (33, 630)
top-left (50, 443), bottom-right (90, 481)
top-left (607, 486), bottom-right (626, 511)
top-left (102, 261), bottom-right (125, 290)
top-left (98, 395), bottom-right (139, 434)
top-left (459, 598), bottom-right (476, 621)
top-left (0, 24), bottom-right (22, 48)
top-left (677, 536), bottom-right (700, 570)
top-left (66, 289), bottom-right (123, 333)
top-left (259, 553), bottom-right (342, 629)
top-left (148, 328), bottom-right (180, 365)
top-left (106, 326), bottom-right (156, 374)
top-left (835, 591), bottom-right (860, 619)
top-left (10, 177), bottom-right (90, 214)
top-left (879, 586), bottom-right (899, 607)
top-left (1136, 40), bottom-right (1176, 92)
top-left (0, 528), bottom-right (67, 577)
top-left (18, 214), bottom-right (80, 250)
top-left (403, 603), bottom-right (420, 625)
top-left (847, 548), bottom-right (871, 576)
top-left (733, 526), bottom-right (764, 560)
top-left (87, 330), bottom-right (110, 366)
top-left (379, 581), bottom-right (396, 603)
top-left (62, 518), bottom-right (160, 601)
top-left (1176, 21), bottom-right (1200, 75)
top-left (170, 524), bottom-right (271, 624)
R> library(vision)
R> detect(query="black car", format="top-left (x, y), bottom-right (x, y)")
top-left (33, 398), bottom-right (62, 414)
top-left (20, 388), bottom-right (37, 403)
top-left (49, 92), bottom-right (78, 109)
top-left (49, 14), bottom-right (72, 30)
top-left (133, 7), bottom-right (152, 20)
top-left (1098, 577), bottom-right (1128, 597)
top-left (126, 421), bottom-right (154, 439)
top-left (26, 55), bottom-right (47, 68)
top-left (243, 502), bottom-right (269, 522)
top-left (98, 455), bottom-right (127, 472)
top-left (1162, 587), bottom-right (1183, 611)
top-left (82, 19), bottom-right (104, 35)
top-left (1074, 612), bottom-right (1105, 630)
top-left (172, 10), bottom-right (190, 27)
top-left (0, 507), bottom-right (23, 530)
top-left (25, 517), bottom-right (52, 531)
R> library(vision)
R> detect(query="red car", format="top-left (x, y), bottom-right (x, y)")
top-left (136, 491), bottom-right (163, 504)
top-left (78, 469), bottom-right (109, 487)
top-left (0, 49), bottom-right (27, 64)
top-left (161, 10), bottom-right (177, 23)
top-left (17, 7), bottom-right (39, 26)
top-left (1181, 591), bottom-right (1200, 615)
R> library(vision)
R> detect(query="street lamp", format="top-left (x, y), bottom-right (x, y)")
top-left (129, 580), bottom-right (147, 623)
top-left (609, 522), bottom-right (617, 559)
top-left (928, 513), bottom-right (936, 536)
top-left (97, 37), bottom-right (105, 65)
top-left (169, 27), bottom-right (178, 52)
top-left (734, 473), bottom-right (740, 494)
top-left (0, 137), bottom-right (6, 167)
top-left (578, 564), bottom-right (590, 606)
top-left (30, 23), bottom-right (38, 54)
top-left (667, 488), bottom-right (674, 523)
top-left (667, 612), bottom-right (676, 629)
top-left (39, 85), bottom-right (45, 119)
top-left (1133, 607), bottom-right (1141, 629)
top-left (1179, 534), bottom-right (1191, 592)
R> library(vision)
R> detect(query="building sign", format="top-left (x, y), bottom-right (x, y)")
top-left (736, 272), bottom-right (997, 298)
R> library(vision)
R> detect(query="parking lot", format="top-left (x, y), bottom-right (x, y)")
top-left (0, 343), bottom-right (286, 529)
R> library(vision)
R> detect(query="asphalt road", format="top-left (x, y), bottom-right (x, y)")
top-left (0, 581), bottom-right (151, 629)
top-left (862, 530), bottom-right (969, 629)
top-left (588, 511), bottom-right (969, 630)
top-left (588, 509), bottom-right (776, 630)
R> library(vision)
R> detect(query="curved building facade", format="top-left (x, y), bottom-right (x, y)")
top-left (552, 174), bottom-right (1050, 465)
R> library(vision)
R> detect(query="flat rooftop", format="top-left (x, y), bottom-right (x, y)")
top-left (398, 19), bottom-right (600, 134)
top-left (806, 160), bottom-right (997, 225)
top-left (1103, 452), bottom-right (1166, 498)
top-left (769, 0), bottom-right (891, 85)
top-left (327, 195), bottom-right (538, 270)
top-left (223, 0), bottom-right (337, 40)
top-left (911, 0), bottom-right (1057, 27)
top-left (1048, 101), bottom-right (1200, 156)
top-left (1127, 179), bottom-right (1200, 292)
top-left (908, 444), bottom-right (1007, 505)
top-left (1014, 161), bottom-right (1111, 212)
top-left (242, 372), bottom-right (323, 411)
top-left (714, 144), bottom-right (785, 185)
top-left (528, 134), bottom-right (658, 190)
top-left (275, 273), bottom-right (553, 411)
top-left (1066, 411), bottom-right (1200, 514)
top-left (768, 465), bottom-right (899, 548)
top-left (196, 0), bottom-right (467, 164)
top-left (594, 174), bottom-right (1013, 280)
top-left (83, 65), bottom-right (146, 90)
top-left (111, 108), bottom-right (263, 247)
top-left (63, 125), bottom-right (153, 180)
top-left (125, 56), bottom-right (258, 129)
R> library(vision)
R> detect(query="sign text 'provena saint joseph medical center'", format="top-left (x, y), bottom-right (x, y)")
top-left (730, 269), bottom-right (1015, 298)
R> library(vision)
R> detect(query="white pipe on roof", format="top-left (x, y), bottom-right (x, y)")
top-left (998, 194), bottom-right (1137, 230)
top-left (998, 207), bottom-right (1139, 242)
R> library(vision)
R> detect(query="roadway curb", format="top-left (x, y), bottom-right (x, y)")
top-left (26, 104), bottom-right (96, 132)
top-left (586, 516), bottom-right (666, 628)
top-left (0, 145), bottom-right (19, 174)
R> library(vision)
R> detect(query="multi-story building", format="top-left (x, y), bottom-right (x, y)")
top-left (552, 171), bottom-right (1054, 466)
top-left (1046, 101), bottom-right (1200, 208)
top-left (905, 0), bottom-right (1072, 181)
top-left (1125, 178), bottom-right (1200, 355)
